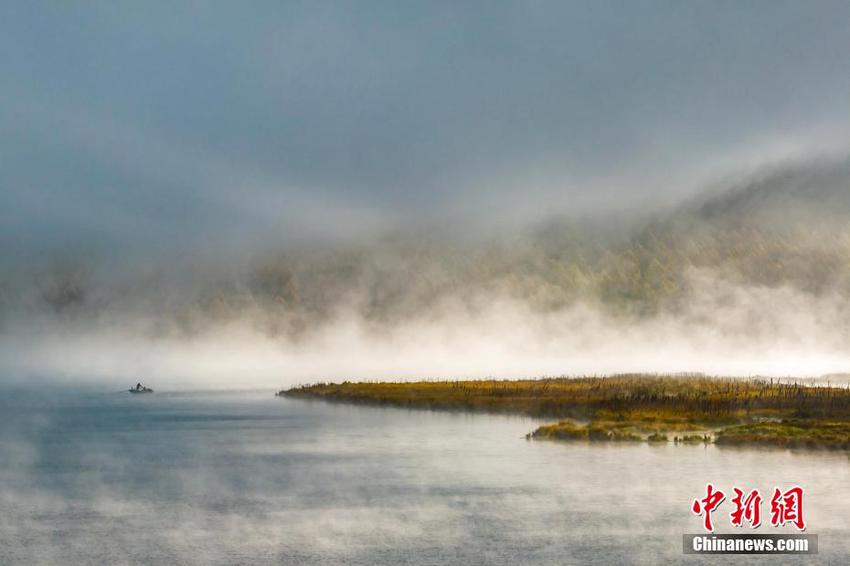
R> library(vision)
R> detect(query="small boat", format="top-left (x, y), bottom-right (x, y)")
top-left (129, 383), bottom-right (154, 394)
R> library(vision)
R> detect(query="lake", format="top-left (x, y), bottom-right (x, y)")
top-left (1, 389), bottom-right (848, 564)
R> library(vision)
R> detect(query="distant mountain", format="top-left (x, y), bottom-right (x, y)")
top-left (694, 157), bottom-right (850, 223)
top-left (628, 156), bottom-right (850, 298)
top-left (4, 156), bottom-right (850, 333)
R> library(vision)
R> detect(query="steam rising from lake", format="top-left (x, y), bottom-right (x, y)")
top-left (3, 267), bottom-right (848, 389)
top-left (3, 391), bottom-right (850, 564)
top-left (3, 156), bottom-right (850, 388)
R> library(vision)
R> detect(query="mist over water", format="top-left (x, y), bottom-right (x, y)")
top-left (4, 154), bottom-right (850, 387)
top-left (6, 197), bottom-right (850, 387)
top-left (0, 390), bottom-right (847, 565)
top-left (3, 272), bottom-right (850, 389)
top-left (3, 4), bottom-right (850, 564)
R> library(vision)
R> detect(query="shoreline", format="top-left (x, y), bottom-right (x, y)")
top-left (281, 375), bottom-right (850, 449)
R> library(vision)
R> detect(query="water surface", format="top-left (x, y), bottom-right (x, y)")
top-left (1, 389), bottom-right (848, 564)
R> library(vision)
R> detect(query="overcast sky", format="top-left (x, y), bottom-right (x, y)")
top-left (2, 1), bottom-right (850, 260)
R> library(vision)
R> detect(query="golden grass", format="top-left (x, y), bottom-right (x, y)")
top-left (282, 375), bottom-right (850, 448)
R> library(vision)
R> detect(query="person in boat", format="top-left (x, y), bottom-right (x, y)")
top-left (136, 382), bottom-right (142, 391)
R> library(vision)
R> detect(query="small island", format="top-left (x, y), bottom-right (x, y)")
top-left (281, 375), bottom-right (850, 449)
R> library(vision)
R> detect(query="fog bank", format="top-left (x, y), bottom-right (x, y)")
top-left (2, 266), bottom-right (848, 388)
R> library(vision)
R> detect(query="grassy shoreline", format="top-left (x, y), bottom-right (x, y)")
top-left (281, 375), bottom-right (850, 449)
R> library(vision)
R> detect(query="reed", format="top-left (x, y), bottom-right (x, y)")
top-left (282, 375), bottom-right (850, 448)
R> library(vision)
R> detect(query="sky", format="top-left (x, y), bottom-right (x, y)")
top-left (2, 1), bottom-right (850, 260)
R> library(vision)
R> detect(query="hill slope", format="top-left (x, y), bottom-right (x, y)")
top-left (4, 157), bottom-right (850, 333)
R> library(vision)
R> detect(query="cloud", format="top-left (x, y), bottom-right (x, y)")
top-left (1, 2), bottom-right (849, 257)
top-left (2, 3), bottom-right (850, 386)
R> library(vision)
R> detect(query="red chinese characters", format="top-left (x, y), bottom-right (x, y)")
top-left (770, 486), bottom-right (806, 531)
top-left (692, 484), bottom-right (726, 532)
top-left (730, 488), bottom-right (762, 528)
top-left (691, 485), bottom-right (806, 531)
